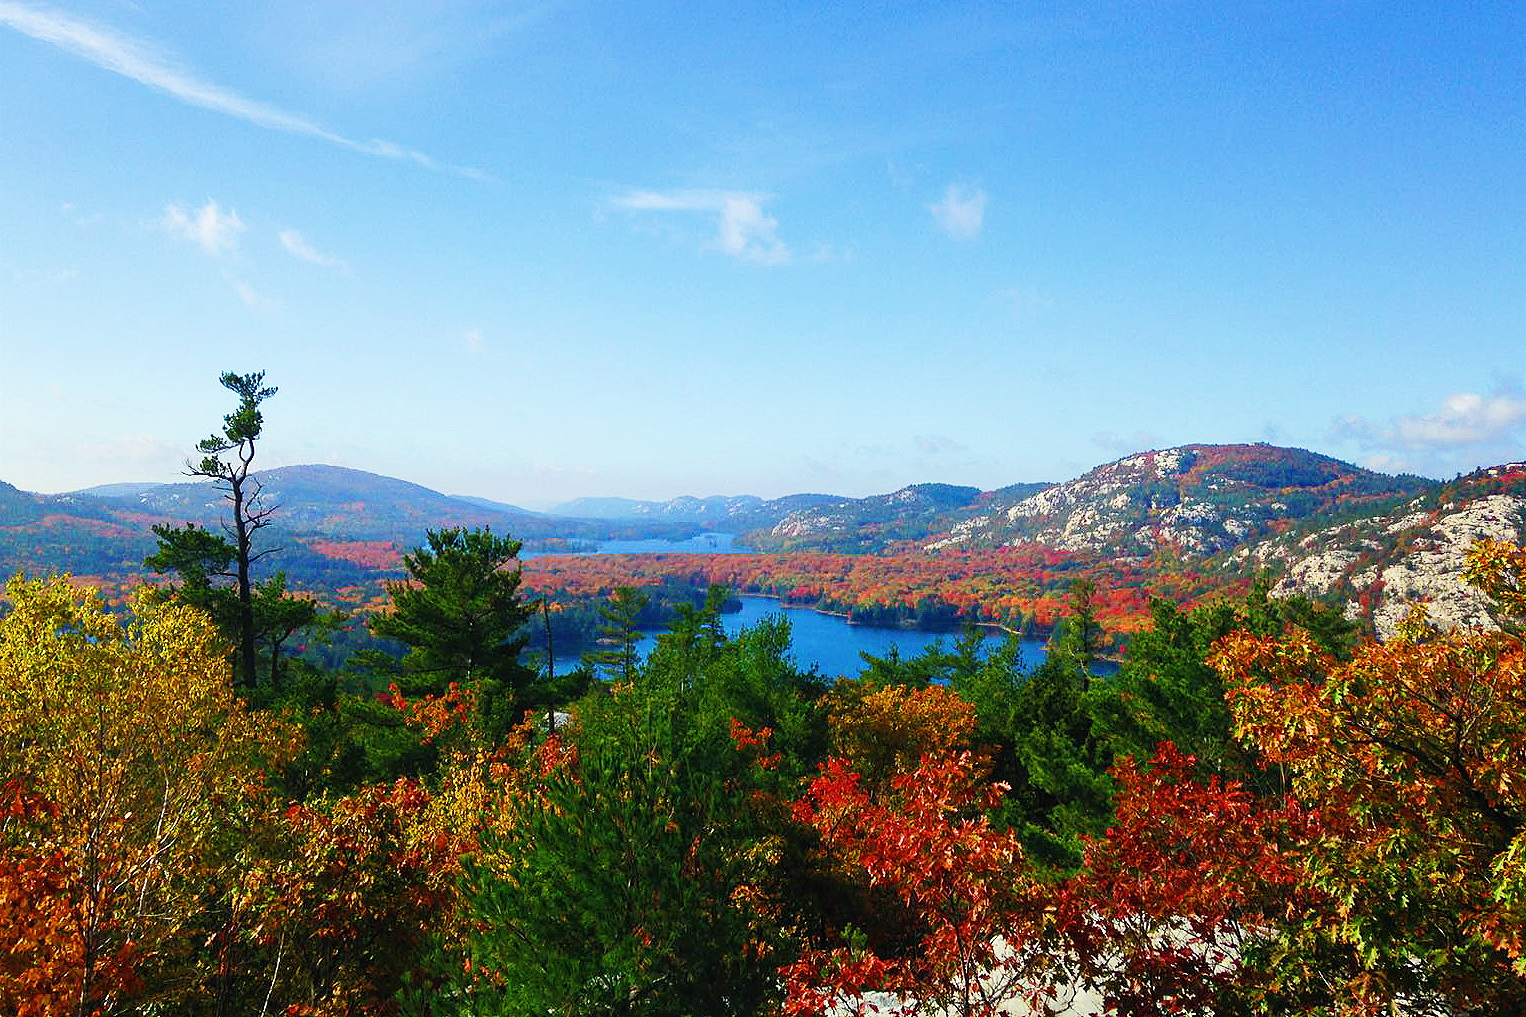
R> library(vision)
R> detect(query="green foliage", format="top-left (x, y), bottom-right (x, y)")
top-left (370, 527), bottom-right (537, 741)
top-left (1090, 581), bottom-right (1355, 790)
top-left (1050, 578), bottom-right (1102, 677)
top-left (456, 740), bottom-right (778, 1017)
top-left (585, 584), bottom-right (650, 682)
top-left (1002, 651), bottom-right (1114, 872)
top-left (194, 371), bottom-right (278, 475)
top-left (1091, 597), bottom-right (1259, 784)
top-left (146, 522), bottom-right (238, 597)
top-left (855, 608), bottom-right (1114, 873)
top-left (146, 521), bottom-right (338, 700)
top-left (435, 606), bottom-right (821, 1017)
top-left (646, 596), bottom-right (829, 786)
top-left (169, 370), bottom-right (281, 688)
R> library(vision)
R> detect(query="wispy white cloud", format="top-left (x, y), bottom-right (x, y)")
top-left (0, 0), bottom-right (482, 177)
top-left (612, 189), bottom-right (790, 265)
top-left (929, 183), bottom-right (986, 239)
top-left (464, 328), bottom-right (485, 356)
top-left (279, 228), bottom-right (346, 271)
top-left (1396, 392), bottom-right (1526, 447)
top-left (163, 199), bottom-right (244, 257)
top-left (229, 277), bottom-right (280, 310)
top-left (1330, 387), bottom-right (1526, 476)
top-left (1332, 391), bottom-right (1526, 451)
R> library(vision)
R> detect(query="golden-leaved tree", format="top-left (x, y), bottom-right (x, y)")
top-left (1208, 538), bottom-right (1526, 1012)
top-left (0, 576), bottom-right (299, 1016)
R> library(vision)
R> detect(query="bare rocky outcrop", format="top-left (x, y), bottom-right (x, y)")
top-left (923, 444), bottom-right (1425, 557)
top-left (1267, 478), bottom-right (1526, 639)
top-left (766, 483), bottom-right (985, 549)
top-left (1367, 493), bottom-right (1526, 638)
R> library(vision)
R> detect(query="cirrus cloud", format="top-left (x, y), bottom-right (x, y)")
top-left (611, 189), bottom-right (790, 265)
top-left (279, 228), bottom-right (346, 271)
top-left (0, 0), bottom-right (483, 178)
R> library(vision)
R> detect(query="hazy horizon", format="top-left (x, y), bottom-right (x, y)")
top-left (12, 438), bottom-right (1483, 513)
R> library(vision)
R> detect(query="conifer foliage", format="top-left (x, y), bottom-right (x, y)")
top-left (369, 527), bottom-right (537, 740)
top-left (6, 536), bottom-right (1526, 1015)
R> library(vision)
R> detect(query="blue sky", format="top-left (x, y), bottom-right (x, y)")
top-left (2, 0), bottom-right (1521, 508)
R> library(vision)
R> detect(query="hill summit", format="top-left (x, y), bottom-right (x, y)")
top-left (927, 443), bottom-right (1431, 556)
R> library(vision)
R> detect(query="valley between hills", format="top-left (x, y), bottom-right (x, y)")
top-left (4, 442), bottom-right (1523, 650)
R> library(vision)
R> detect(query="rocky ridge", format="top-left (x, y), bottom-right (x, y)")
top-left (1256, 463), bottom-right (1526, 638)
top-left (924, 444), bottom-right (1427, 556)
top-left (765, 483), bottom-right (991, 551)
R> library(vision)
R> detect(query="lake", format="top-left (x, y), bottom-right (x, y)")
top-left (581, 531), bottom-right (741, 554)
top-left (718, 595), bottom-right (1051, 679)
top-left (555, 594), bottom-right (1053, 681)
top-left (548, 533), bottom-right (1100, 681)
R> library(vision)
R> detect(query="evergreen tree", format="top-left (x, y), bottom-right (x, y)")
top-left (586, 585), bottom-right (650, 682)
top-left (425, 608), bottom-right (822, 1017)
top-left (188, 371), bottom-right (278, 688)
top-left (369, 527), bottom-right (536, 740)
top-left (146, 370), bottom-right (331, 692)
top-left (1088, 581), bottom-right (1356, 790)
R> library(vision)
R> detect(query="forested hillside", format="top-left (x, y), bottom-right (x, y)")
top-left (5, 374), bottom-right (1526, 1014)
top-left (9, 444), bottom-right (1524, 647)
top-left (6, 520), bottom-right (1526, 1014)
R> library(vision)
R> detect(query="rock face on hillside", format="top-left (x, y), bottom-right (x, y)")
top-left (767, 483), bottom-right (985, 550)
top-left (1262, 463), bottom-right (1526, 639)
top-left (925, 444), bottom-right (1428, 557)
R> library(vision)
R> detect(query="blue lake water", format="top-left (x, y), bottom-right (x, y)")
top-left (583, 532), bottom-right (740, 554)
top-left (717, 596), bottom-right (1050, 680)
top-left (545, 533), bottom-right (1095, 681)
top-left (556, 594), bottom-right (1052, 681)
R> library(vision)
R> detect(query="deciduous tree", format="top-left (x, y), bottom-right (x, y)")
top-left (783, 750), bottom-right (1036, 1017)
top-left (0, 576), bottom-right (298, 1014)
top-left (1211, 539), bottom-right (1526, 1011)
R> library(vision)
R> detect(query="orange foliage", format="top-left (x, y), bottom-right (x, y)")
top-left (520, 546), bottom-right (1225, 641)
top-left (0, 782), bottom-right (141, 1017)
top-left (302, 539), bottom-right (404, 568)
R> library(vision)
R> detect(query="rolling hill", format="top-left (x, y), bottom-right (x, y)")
top-left (9, 446), bottom-right (1524, 642)
top-left (924, 444), bottom-right (1432, 557)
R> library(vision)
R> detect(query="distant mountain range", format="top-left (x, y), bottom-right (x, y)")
top-left (81, 464), bottom-right (548, 537)
top-left (547, 493), bottom-right (848, 530)
top-left (0, 464), bottom-right (696, 581)
top-left (4, 445), bottom-right (1523, 637)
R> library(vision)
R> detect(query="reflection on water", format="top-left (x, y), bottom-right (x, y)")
top-left (555, 594), bottom-right (1052, 681)
top-left (540, 536), bottom-right (1114, 681)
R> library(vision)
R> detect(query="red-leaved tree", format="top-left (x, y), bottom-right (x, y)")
top-left (782, 750), bottom-right (1037, 1017)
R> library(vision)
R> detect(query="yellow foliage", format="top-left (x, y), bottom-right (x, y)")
top-left (0, 576), bottom-right (300, 1009)
top-left (826, 681), bottom-right (979, 791)
top-left (1212, 541), bottom-right (1526, 1007)
top-left (1466, 537), bottom-right (1526, 625)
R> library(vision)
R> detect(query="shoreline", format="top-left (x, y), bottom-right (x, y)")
top-left (732, 590), bottom-right (1037, 640)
